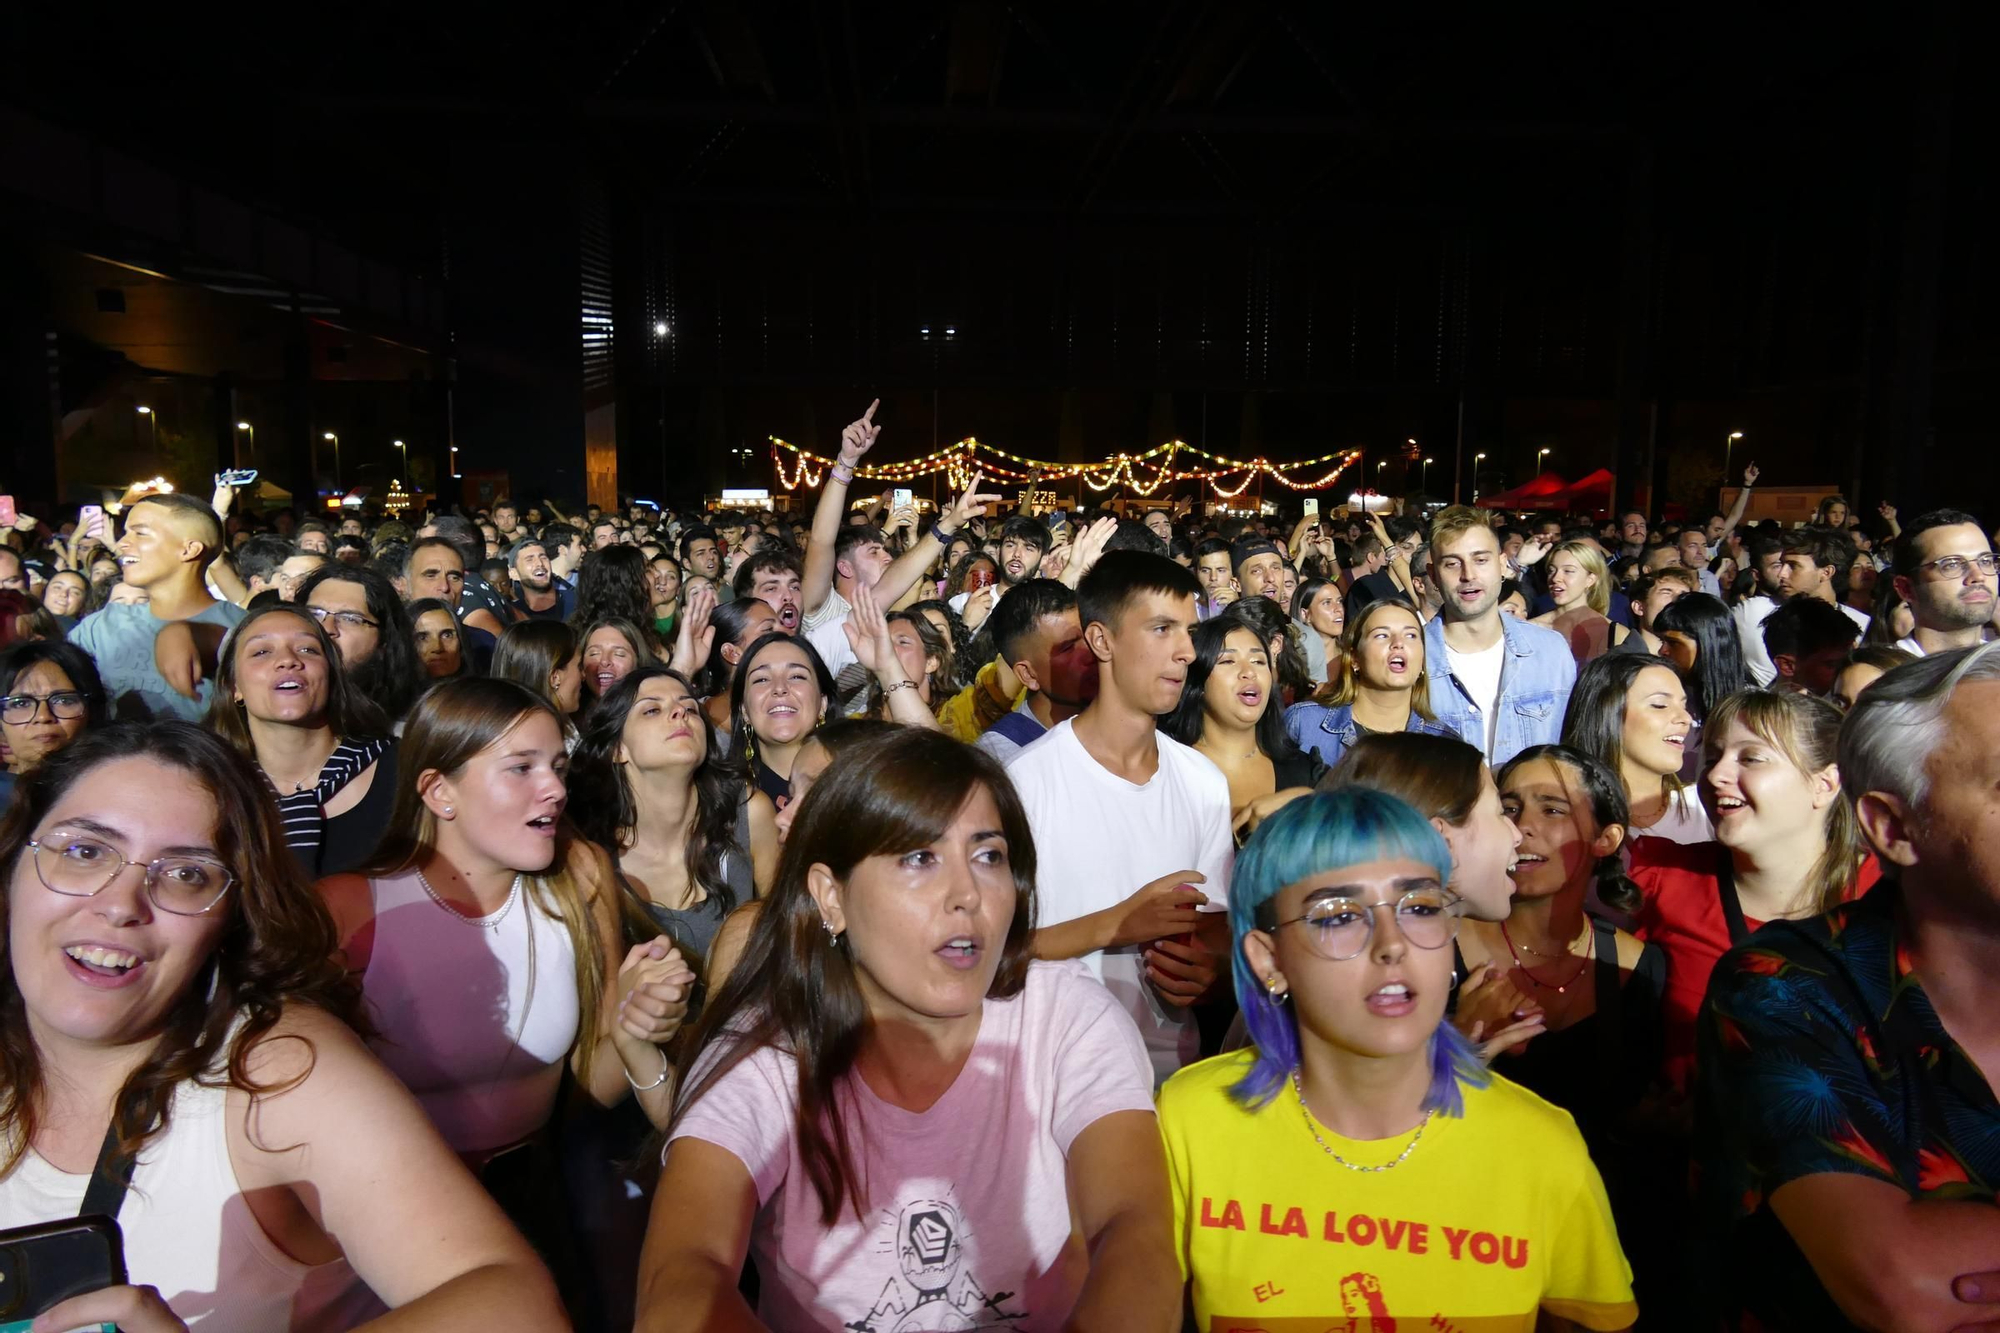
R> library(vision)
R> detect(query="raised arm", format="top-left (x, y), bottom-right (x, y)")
top-left (1062, 1111), bottom-right (1183, 1332)
top-left (802, 400), bottom-right (880, 616)
top-left (844, 578), bottom-right (943, 731)
top-left (872, 473), bottom-right (1002, 610)
top-left (1716, 463), bottom-right (1759, 546)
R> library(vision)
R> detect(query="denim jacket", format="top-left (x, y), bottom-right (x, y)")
top-left (1283, 701), bottom-right (1459, 770)
top-left (1422, 614), bottom-right (1576, 765)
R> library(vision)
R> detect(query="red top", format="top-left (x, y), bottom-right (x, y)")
top-left (1629, 836), bottom-right (1881, 1093)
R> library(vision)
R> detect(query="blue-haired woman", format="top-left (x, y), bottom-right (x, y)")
top-left (1157, 787), bottom-right (1637, 1331)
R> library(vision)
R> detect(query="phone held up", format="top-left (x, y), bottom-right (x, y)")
top-left (1302, 497), bottom-right (1318, 518)
top-left (0, 495), bottom-right (16, 528)
top-left (79, 505), bottom-right (106, 540)
top-left (0, 1215), bottom-right (125, 1333)
top-left (216, 469), bottom-right (259, 489)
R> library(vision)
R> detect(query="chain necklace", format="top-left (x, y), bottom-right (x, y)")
top-left (1291, 1070), bottom-right (1434, 1172)
top-left (1508, 917), bottom-right (1592, 960)
top-left (417, 869), bottom-right (523, 930)
top-left (1500, 918), bottom-right (1593, 993)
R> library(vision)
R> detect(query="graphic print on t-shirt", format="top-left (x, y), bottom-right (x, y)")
top-left (844, 1195), bottom-right (1029, 1332)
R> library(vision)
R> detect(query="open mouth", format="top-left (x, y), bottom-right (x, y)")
top-left (1365, 981), bottom-right (1417, 1017)
top-left (1236, 686), bottom-right (1262, 708)
top-left (1713, 796), bottom-right (1747, 816)
top-left (64, 944), bottom-right (145, 984)
top-left (936, 936), bottom-right (982, 970)
top-left (1510, 852), bottom-right (1548, 875)
top-left (526, 815), bottom-right (558, 837)
top-left (274, 679), bottom-right (305, 693)
top-left (1386, 652), bottom-right (1409, 674)
top-left (1663, 733), bottom-right (1686, 750)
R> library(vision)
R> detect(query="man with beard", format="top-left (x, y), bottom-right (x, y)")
top-left (732, 549), bottom-right (805, 632)
top-left (1230, 537), bottom-right (1287, 606)
top-left (1421, 505), bottom-right (1574, 764)
top-left (507, 537), bottom-right (574, 621)
top-left (491, 500), bottom-right (522, 543)
top-left (1890, 508), bottom-right (1996, 656)
top-left (977, 579), bottom-right (1100, 764)
top-left (679, 524), bottom-right (733, 603)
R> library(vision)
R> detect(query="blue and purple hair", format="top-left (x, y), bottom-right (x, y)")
top-left (1227, 786), bottom-right (1490, 1115)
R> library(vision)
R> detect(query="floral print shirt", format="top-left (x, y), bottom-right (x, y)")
top-left (1696, 880), bottom-right (2000, 1330)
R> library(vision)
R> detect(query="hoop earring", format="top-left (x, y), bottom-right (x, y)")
top-left (1265, 978), bottom-right (1289, 1004)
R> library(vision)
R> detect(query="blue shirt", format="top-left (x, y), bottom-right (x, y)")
top-left (1282, 700), bottom-right (1459, 769)
top-left (1421, 613), bottom-right (1575, 765)
top-left (69, 599), bottom-right (247, 722)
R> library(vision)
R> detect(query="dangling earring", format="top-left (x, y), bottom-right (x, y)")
top-left (739, 713), bottom-right (757, 768)
top-left (821, 918), bottom-right (841, 944)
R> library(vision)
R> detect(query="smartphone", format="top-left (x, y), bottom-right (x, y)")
top-left (892, 487), bottom-right (914, 512)
top-left (216, 469), bottom-right (259, 489)
top-left (1303, 497), bottom-right (1318, 517)
top-left (79, 505), bottom-right (105, 539)
top-left (0, 1216), bottom-right (125, 1332)
top-left (0, 496), bottom-right (14, 528)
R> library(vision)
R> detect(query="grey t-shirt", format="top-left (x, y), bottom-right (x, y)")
top-left (70, 599), bottom-right (248, 722)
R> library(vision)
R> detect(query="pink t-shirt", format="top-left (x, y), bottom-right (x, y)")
top-left (670, 960), bottom-right (1155, 1332)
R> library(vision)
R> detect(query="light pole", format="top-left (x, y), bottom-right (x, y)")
top-left (1538, 447), bottom-right (1552, 472)
top-left (235, 421), bottom-right (254, 466)
top-left (323, 432), bottom-right (340, 491)
top-left (1473, 452), bottom-right (1487, 501)
top-left (136, 405), bottom-right (158, 450)
top-left (394, 438), bottom-right (408, 479)
top-left (1726, 431), bottom-right (1743, 479)
top-left (1422, 457), bottom-right (1433, 492)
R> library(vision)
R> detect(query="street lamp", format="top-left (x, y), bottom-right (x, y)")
top-left (136, 405), bottom-right (158, 449)
top-left (1473, 452), bottom-right (1487, 502)
top-left (394, 438), bottom-right (408, 474)
top-left (235, 421), bottom-right (254, 464)
top-left (1538, 447), bottom-right (1553, 471)
top-left (323, 432), bottom-right (340, 489)
top-left (1422, 457), bottom-right (1434, 490)
top-left (653, 322), bottom-right (668, 337)
top-left (1726, 431), bottom-right (1744, 478)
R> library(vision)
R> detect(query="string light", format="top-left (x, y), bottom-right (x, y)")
top-left (768, 435), bottom-right (1363, 499)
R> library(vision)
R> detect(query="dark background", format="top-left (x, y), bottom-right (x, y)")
top-left (1, 3), bottom-right (1992, 520)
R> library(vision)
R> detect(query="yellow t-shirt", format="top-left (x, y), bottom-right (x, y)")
top-left (1158, 1050), bottom-right (1637, 1332)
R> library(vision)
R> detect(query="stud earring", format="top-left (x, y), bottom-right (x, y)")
top-left (442, 806), bottom-right (455, 818)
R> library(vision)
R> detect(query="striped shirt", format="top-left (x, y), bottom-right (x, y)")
top-left (261, 737), bottom-right (392, 865)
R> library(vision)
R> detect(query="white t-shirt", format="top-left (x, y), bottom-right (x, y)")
top-left (803, 587), bottom-right (857, 680)
top-left (1444, 638), bottom-right (1506, 759)
top-left (1004, 718), bottom-right (1234, 1083)
top-left (670, 961), bottom-right (1155, 1332)
top-left (1896, 633), bottom-right (1926, 657)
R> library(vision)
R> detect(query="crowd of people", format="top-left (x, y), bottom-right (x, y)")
top-left (1, 400), bottom-right (1998, 1331)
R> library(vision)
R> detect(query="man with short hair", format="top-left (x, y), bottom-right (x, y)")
top-left (1761, 596), bottom-right (1860, 696)
top-left (1617, 510), bottom-right (1650, 561)
top-left (491, 500), bottom-right (521, 542)
top-left (1343, 531), bottom-right (1400, 621)
top-left (542, 522), bottom-right (584, 585)
top-left (679, 525), bottom-right (725, 592)
top-left (1423, 506), bottom-right (1575, 764)
top-left (1631, 567), bottom-right (1698, 640)
top-left (1190, 538), bottom-right (1235, 618)
top-left (1006, 552), bottom-right (1232, 1082)
top-left (404, 537), bottom-right (467, 605)
top-left (1677, 528), bottom-right (1723, 597)
top-left (591, 517), bottom-right (620, 551)
top-left (1640, 541), bottom-right (1681, 576)
top-left (1143, 509), bottom-right (1173, 544)
top-left (1889, 508), bottom-right (1995, 656)
top-left (426, 515), bottom-right (514, 635)
top-left (295, 521), bottom-right (332, 556)
top-left (232, 533), bottom-right (296, 603)
top-left (508, 538), bottom-right (574, 621)
top-left (1732, 526), bottom-right (1872, 688)
top-left (733, 549), bottom-right (805, 632)
top-left (977, 579), bottom-right (1100, 764)
top-left (71, 493), bottom-right (247, 720)
top-left (274, 552), bottom-right (326, 602)
top-left (1698, 641), bottom-right (2000, 1331)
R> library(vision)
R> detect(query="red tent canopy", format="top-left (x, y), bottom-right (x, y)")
top-left (1474, 472), bottom-right (1569, 510)
top-left (1552, 468), bottom-right (1615, 515)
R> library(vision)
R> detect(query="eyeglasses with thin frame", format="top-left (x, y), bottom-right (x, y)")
top-left (1269, 885), bottom-right (1463, 962)
top-left (307, 606), bottom-right (379, 632)
top-left (28, 834), bottom-right (235, 916)
top-left (2, 692), bottom-right (91, 725)
top-left (1917, 552), bottom-right (1998, 581)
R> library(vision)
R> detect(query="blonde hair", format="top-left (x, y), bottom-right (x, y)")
top-left (1549, 541), bottom-right (1612, 615)
top-left (1708, 690), bottom-right (1863, 914)
top-left (1428, 505), bottom-right (1496, 555)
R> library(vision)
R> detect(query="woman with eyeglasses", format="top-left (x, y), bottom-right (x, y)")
top-left (0, 641), bottom-right (108, 804)
top-left (1158, 786), bottom-right (1636, 1331)
top-left (298, 564), bottom-right (425, 725)
top-left (0, 722), bottom-right (567, 1330)
top-left (206, 606), bottom-right (397, 878)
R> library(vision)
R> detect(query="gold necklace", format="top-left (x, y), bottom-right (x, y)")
top-left (1291, 1071), bottom-right (1434, 1172)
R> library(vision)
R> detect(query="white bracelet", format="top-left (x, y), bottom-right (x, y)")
top-left (623, 1052), bottom-right (672, 1092)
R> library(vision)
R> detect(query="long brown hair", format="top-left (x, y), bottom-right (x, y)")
top-left (0, 723), bottom-right (360, 1180)
top-left (1312, 600), bottom-right (1437, 719)
top-left (361, 677), bottom-right (609, 1084)
top-left (206, 604), bottom-right (387, 754)
top-left (671, 727), bottom-right (1037, 1224)
top-left (1705, 690), bottom-right (1863, 913)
